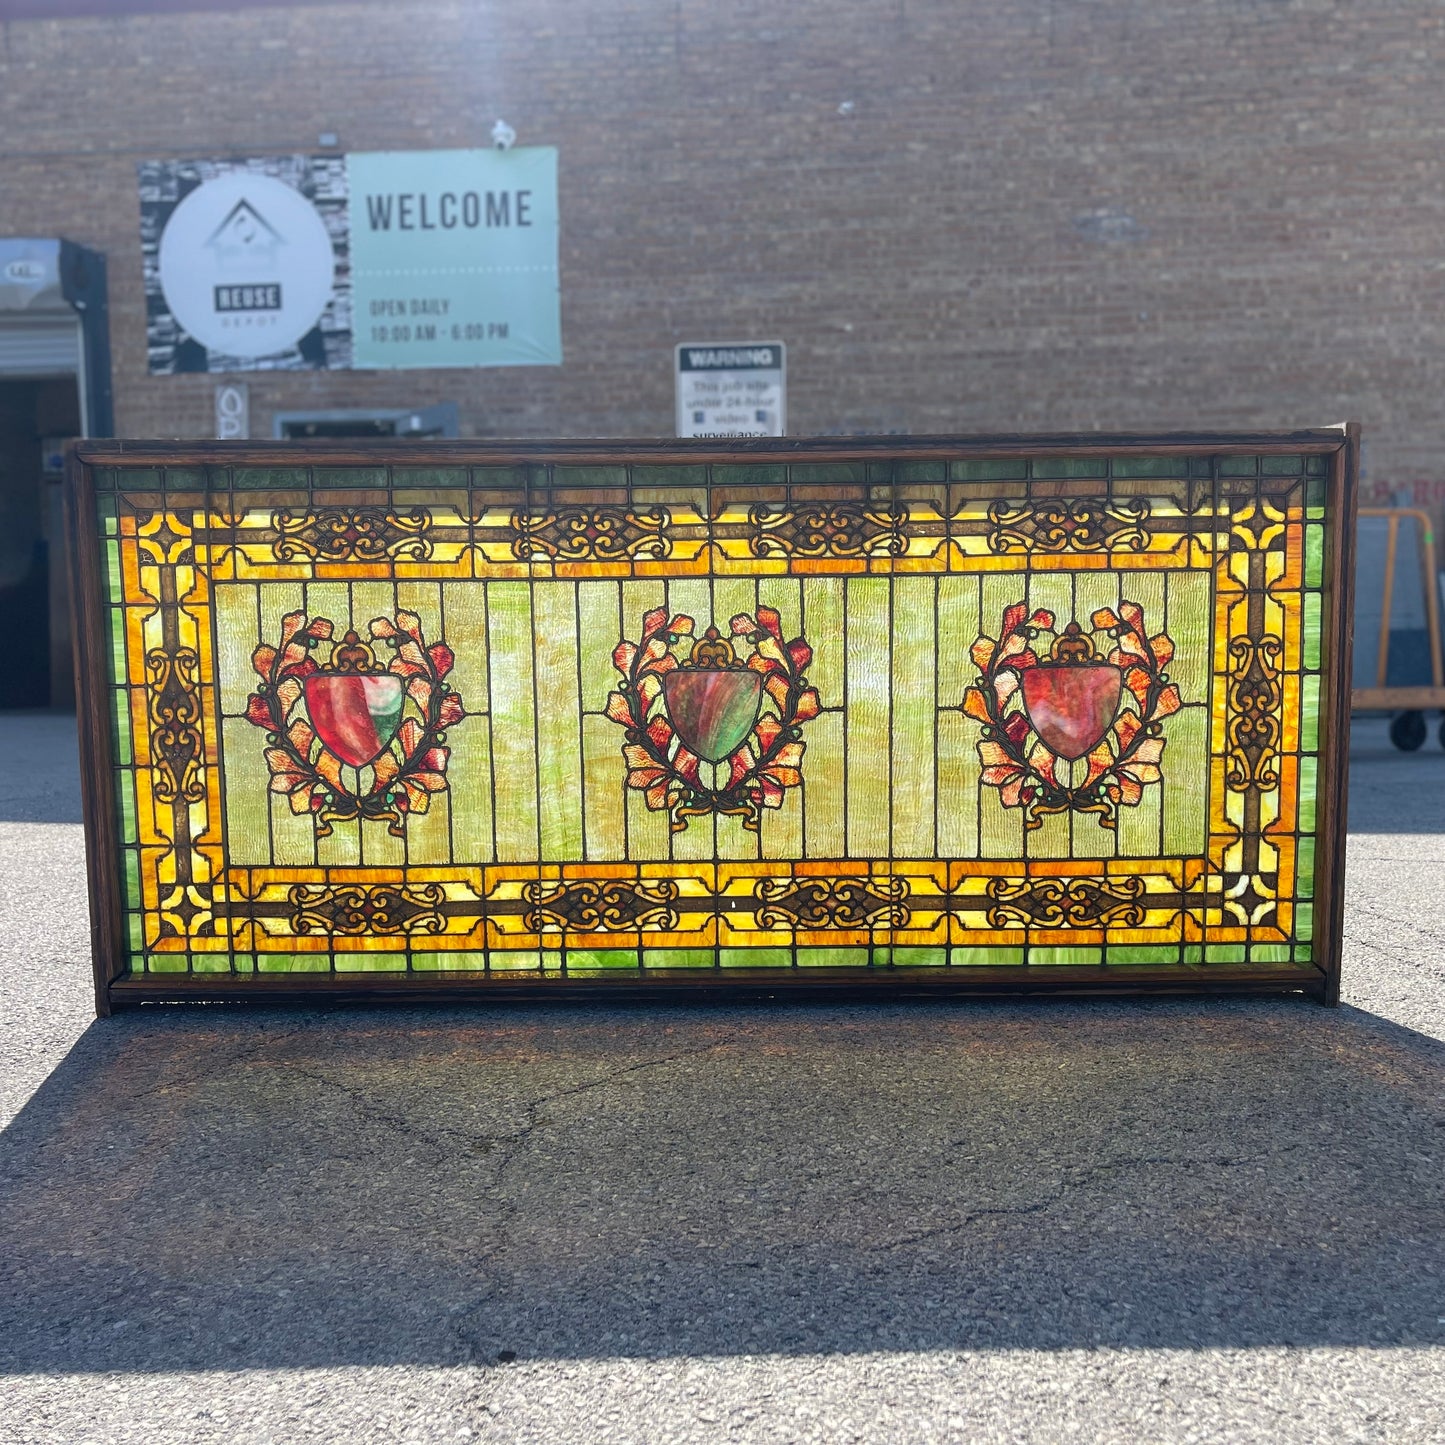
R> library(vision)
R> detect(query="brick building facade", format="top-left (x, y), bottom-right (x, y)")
top-left (1, 0), bottom-right (1443, 704)
top-left (0, 0), bottom-right (1441, 461)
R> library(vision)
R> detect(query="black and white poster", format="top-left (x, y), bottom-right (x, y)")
top-left (138, 155), bottom-right (352, 374)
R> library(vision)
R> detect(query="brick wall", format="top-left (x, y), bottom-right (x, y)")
top-left (1, 0), bottom-right (1442, 480)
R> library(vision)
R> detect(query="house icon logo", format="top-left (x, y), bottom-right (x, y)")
top-left (157, 170), bottom-right (336, 361)
top-left (205, 199), bottom-right (285, 271)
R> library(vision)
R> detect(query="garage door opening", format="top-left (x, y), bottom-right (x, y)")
top-left (0, 376), bottom-right (81, 708)
top-left (0, 237), bottom-right (114, 711)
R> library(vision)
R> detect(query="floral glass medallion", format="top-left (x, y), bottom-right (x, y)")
top-left (965, 601), bottom-right (1181, 830)
top-left (245, 610), bottom-right (463, 836)
top-left (605, 605), bottom-right (818, 832)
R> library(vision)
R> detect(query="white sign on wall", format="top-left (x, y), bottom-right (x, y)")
top-left (140, 150), bottom-right (561, 374)
top-left (158, 172), bottom-right (337, 361)
top-left (675, 341), bottom-right (785, 438)
top-left (215, 381), bottom-right (250, 439)
top-left (140, 156), bottom-right (351, 373)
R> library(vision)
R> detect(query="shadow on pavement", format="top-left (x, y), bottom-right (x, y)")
top-left (1346, 715), bottom-right (1445, 831)
top-left (0, 712), bottom-right (82, 825)
top-left (2, 997), bottom-right (1442, 1373)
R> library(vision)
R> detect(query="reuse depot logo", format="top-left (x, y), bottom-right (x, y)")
top-left (157, 172), bottom-right (335, 359)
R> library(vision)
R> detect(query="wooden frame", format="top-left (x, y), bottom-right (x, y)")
top-left (67, 429), bottom-right (1357, 1014)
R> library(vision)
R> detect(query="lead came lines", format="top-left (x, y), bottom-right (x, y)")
top-left (97, 448), bottom-right (1325, 985)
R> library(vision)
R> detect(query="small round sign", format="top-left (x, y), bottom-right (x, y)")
top-left (157, 172), bottom-right (335, 360)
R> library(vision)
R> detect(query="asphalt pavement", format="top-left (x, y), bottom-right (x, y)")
top-left (1, 712), bottom-right (1443, 1444)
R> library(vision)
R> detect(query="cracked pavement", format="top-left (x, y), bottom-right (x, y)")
top-left (2, 714), bottom-right (1444, 1442)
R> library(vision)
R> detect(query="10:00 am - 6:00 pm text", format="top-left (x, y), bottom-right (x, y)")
top-left (368, 297), bottom-right (509, 344)
top-left (370, 322), bottom-right (510, 343)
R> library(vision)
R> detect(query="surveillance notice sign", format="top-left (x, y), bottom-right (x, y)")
top-left (675, 342), bottom-right (786, 438)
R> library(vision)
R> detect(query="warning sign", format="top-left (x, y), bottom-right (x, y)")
top-left (675, 341), bottom-right (785, 438)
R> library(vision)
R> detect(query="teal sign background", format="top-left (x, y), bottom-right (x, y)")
top-left (348, 147), bottom-right (561, 369)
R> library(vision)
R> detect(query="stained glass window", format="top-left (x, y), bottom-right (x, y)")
top-left (71, 435), bottom-right (1354, 1009)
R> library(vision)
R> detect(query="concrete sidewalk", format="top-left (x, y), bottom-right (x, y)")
top-left (1, 713), bottom-right (1443, 1443)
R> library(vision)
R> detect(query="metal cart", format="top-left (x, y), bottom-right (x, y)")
top-left (1351, 506), bottom-right (1445, 749)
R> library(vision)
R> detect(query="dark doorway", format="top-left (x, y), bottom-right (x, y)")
top-left (0, 378), bottom-right (81, 709)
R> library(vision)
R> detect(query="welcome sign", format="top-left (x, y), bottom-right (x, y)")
top-left (68, 433), bottom-right (1355, 1013)
top-left (138, 149), bottom-right (561, 374)
top-left (349, 149), bottom-right (560, 369)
